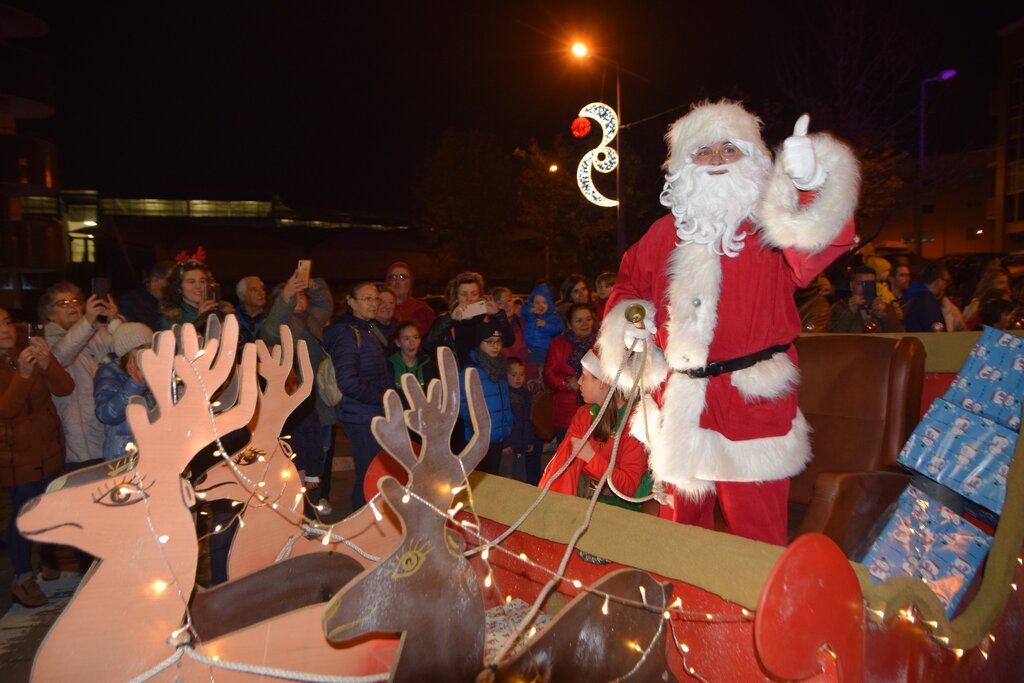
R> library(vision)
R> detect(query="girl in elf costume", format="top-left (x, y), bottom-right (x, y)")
top-left (538, 349), bottom-right (651, 511)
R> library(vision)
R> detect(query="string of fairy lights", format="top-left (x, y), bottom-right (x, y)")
top-left (84, 322), bottom-right (1023, 681)
top-left (143, 334), bottom-right (724, 680)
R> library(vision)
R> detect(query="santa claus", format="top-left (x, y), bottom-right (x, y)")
top-left (596, 99), bottom-right (859, 545)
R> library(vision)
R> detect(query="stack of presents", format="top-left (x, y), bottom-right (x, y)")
top-left (862, 327), bottom-right (1022, 617)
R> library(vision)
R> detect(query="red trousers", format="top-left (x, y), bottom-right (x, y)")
top-left (664, 479), bottom-right (790, 546)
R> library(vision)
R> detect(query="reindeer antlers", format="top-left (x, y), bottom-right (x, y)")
top-left (370, 347), bottom-right (491, 487)
top-left (373, 390), bottom-right (420, 474)
top-left (127, 316), bottom-right (258, 466)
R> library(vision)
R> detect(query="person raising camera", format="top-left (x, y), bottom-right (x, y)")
top-left (826, 265), bottom-right (903, 333)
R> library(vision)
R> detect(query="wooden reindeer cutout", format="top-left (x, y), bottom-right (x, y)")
top-left (324, 347), bottom-right (491, 683)
top-left (17, 318), bottom-right (401, 681)
top-left (490, 569), bottom-right (677, 682)
top-left (324, 346), bottom-right (678, 682)
top-left (17, 317), bottom-right (258, 682)
top-left (196, 325), bottom-right (400, 578)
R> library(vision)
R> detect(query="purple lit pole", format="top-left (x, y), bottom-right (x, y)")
top-left (915, 69), bottom-right (957, 257)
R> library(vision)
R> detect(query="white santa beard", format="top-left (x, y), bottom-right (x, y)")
top-left (659, 155), bottom-right (768, 257)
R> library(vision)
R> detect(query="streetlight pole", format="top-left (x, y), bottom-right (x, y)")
top-left (614, 61), bottom-right (624, 259)
top-left (915, 68), bottom-right (957, 258)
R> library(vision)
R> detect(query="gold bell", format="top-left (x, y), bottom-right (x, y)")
top-left (624, 303), bottom-right (646, 329)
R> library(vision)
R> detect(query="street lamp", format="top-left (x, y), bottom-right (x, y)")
top-left (572, 41), bottom-right (625, 258)
top-left (915, 68), bottom-right (957, 257)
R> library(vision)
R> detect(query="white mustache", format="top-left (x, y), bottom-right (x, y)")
top-left (694, 164), bottom-right (731, 175)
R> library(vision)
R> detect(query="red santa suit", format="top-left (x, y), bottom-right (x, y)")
top-left (596, 103), bottom-right (860, 545)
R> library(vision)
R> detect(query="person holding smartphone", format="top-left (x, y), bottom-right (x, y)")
top-left (39, 281), bottom-right (124, 469)
top-left (262, 269), bottom-right (335, 510)
top-left (422, 271), bottom-right (514, 369)
top-left (157, 254), bottom-right (234, 331)
top-left (826, 266), bottom-right (904, 333)
top-left (0, 308), bottom-right (75, 606)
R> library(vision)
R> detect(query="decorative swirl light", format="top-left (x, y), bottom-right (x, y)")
top-left (576, 102), bottom-right (619, 207)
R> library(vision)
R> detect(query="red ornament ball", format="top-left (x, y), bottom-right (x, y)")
top-left (571, 117), bottom-right (591, 138)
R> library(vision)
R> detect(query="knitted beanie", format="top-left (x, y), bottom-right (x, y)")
top-left (113, 322), bottom-right (154, 358)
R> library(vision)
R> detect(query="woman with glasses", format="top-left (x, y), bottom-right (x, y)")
top-left (39, 281), bottom-right (122, 470)
top-left (0, 308), bottom-right (74, 606)
top-left (323, 282), bottom-right (391, 510)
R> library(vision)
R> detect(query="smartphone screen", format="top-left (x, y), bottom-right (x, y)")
top-left (296, 259), bottom-right (312, 287)
top-left (91, 277), bottom-right (111, 300)
top-left (861, 280), bottom-right (877, 306)
top-left (463, 300), bottom-right (488, 318)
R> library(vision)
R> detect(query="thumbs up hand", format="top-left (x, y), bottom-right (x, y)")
top-left (782, 113), bottom-right (826, 190)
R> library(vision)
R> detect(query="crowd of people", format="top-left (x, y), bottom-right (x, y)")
top-left (798, 253), bottom-right (1023, 335)
top-left (0, 251), bottom-right (646, 606)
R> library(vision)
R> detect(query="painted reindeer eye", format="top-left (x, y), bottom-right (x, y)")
top-left (391, 541), bottom-right (431, 579)
top-left (234, 447), bottom-right (264, 466)
top-left (94, 476), bottom-right (151, 507)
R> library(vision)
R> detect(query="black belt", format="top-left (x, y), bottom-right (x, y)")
top-left (681, 343), bottom-right (791, 379)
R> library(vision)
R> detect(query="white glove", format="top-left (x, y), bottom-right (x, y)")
top-left (782, 114), bottom-right (826, 191)
top-left (623, 316), bottom-right (657, 353)
top-left (652, 479), bottom-right (673, 507)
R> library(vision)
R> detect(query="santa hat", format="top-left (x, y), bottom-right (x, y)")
top-left (663, 99), bottom-right (770, 173)
top-left (113, 322), bottom-right (154, 359)
top-left (580, 349), bottom-right (607, 383)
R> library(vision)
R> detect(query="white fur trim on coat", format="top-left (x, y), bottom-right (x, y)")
top-left (729, 352), bottom-right (798, 402)
top-left (595, 300), bottom-right (669, 395)
top-left (663, 241), bottom-right (721, 371)
top-left (634, 371), bottom-right (811, 500)
top-left (758, 132), bottom-right (860, 254)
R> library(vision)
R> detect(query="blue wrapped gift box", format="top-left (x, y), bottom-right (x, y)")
top-left (897, 398), bottom-right (1017, 515)
top-left (862, 485), bottom-right (993, 617)
top-left (941, 326), bottom-right (1024, 432)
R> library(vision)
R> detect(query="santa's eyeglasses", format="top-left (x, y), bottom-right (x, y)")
top-left (692, 143), bottom-right (743, 164)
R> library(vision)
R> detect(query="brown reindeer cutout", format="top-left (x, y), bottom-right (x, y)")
top-left (324, 347), bottom-right (491, 683)
top-left (16, 317), bottom-right (259, 682)
top-left (196, 325), bottom-right (400, 578)
top-left (488, 569), bottom-right (678, 682)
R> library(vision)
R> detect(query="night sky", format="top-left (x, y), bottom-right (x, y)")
top-left (15, 2), bottom-right (1021, 219)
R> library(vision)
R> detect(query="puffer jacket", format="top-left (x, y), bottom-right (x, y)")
top-left (521, 284), bottom-right (563, 354)
top-left (0, 350), bottom-right (74, 486)
top-left (94, 356), bottom-right (155, 461)
top-left (459, 350), bottom-right (513, 444)
top-left (46, 317), bottom-right (113, 463)
top-left (323, 313), bottom-right (390, 425)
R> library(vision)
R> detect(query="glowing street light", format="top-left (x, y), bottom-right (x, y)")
top-left (549, 164), bottom-right (559, 173)
top-left (571, 40), bottom-right (625, 258)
